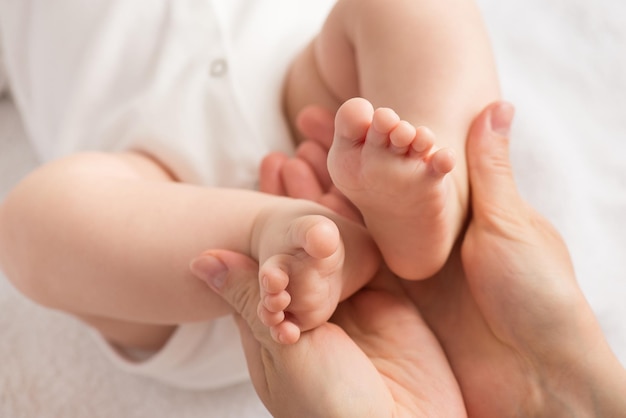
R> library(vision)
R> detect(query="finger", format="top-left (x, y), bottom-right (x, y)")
top-left (189, 251), bottom-right (382, 417)
top-left (294, 140), bottom-right (333, 189)
top-left (282, 158), bottom-right (325, 200)
top-left (259, 152), bottom-right (288, 195)
top-left (295, 105), bottom-right (335, 149)
top-left (318, 188), bottom-right (363, 223)
top-left (189, 250), bottom-right (268, 341)
top-left (466, 101), bottom-right (520, 224)
top-left (189, 250), bottom-right (280, 392)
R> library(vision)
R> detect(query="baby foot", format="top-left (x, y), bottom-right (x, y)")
top-left (257, 214), bottom-right (345, 344)
top-left (327, 97), bottom-right (458, 280)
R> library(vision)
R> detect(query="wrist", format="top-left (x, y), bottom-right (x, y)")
top-left (567, 343), bottom-right (626, 416)
top-left (536, 326), bottom-right (626, 416)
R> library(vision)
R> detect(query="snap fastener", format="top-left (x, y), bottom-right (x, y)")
top-left (209, 59), bottom-right (228, 77)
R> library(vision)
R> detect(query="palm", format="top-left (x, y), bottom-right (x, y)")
top-left (404, 209), bottom-right (597, 417)
top-left (241, 270), bottom-right (465, 418)
top-left (331, 272), bottom-right (466, 417)
top-left (403, 250), bottom-right (539, 416)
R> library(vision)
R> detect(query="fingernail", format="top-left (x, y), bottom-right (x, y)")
top-left (489, 102), bottom-right (515, 136)
top-left (190, 255), bottom-right (228, 291)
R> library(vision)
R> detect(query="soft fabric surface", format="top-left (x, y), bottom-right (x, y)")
top-left (1, 0), bottom-right (625, 416)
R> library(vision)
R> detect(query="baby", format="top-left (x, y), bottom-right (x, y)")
top-left (258, 97), bottom-right (461, 343)
top-left (0, 0), bottom-right (498, 396)
top-left (256, 0), bottom-right (499, 342)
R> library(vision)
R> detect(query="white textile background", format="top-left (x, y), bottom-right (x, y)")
top-left (1, 0), bottom-right (625, 416)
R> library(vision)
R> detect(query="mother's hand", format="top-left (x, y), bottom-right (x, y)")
top-left (259, 100), bottom-right (626, 416)
top-left (259, 106), bottom-right (362, 222)
top-left (190, 253), bottom-right (466, 418)
top-left (407, 102), bottom-right (626, 416)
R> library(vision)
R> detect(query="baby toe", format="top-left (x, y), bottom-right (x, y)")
top-left (258, 302), bottom-right (285, 327)
top-left (411, 126), bottom-right (436, 155)
top-left (263, 291), bottom-right (291, 313)
top-left (270, 321), bottom-right (301, 345)
top-left (367, 107), bottom-right (400, 146)
top-left (389, 120), bottom-right (417, 153)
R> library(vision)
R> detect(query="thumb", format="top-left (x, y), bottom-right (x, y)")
top-left (189, 250), bottom-right (264, 336)
top-left (190, 251), bottom-right (283, 402)
top-left (466, 101), bottom-right (520, 225)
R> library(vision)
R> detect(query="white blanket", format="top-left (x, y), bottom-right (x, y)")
top-left (1, 0), bottom-right (625, 416)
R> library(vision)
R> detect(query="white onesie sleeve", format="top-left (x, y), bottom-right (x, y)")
top-left (90, 316), bottom-right (249, 391)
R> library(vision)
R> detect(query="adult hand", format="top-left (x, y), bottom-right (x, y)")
top-left (405, 102), bottom-right (626, 416)
top-left (260, 100), bottom-right (626, 416)
top-left (190, 252), bottom-right (466, 418)
top-left (259, 106), bottom-right (361, 222)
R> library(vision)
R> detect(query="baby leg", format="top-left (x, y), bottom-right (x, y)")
top-left (284, 0), bottom-right (500, 279)
top-left (328, 97), bottom-right (455, 279)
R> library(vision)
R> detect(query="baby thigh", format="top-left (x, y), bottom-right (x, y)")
top-left (283, 0), bottom-right (500, 149)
